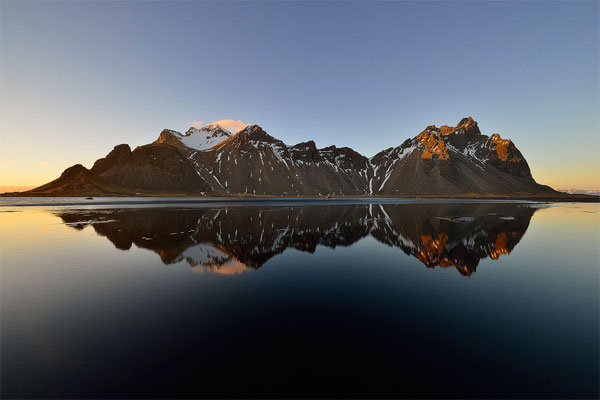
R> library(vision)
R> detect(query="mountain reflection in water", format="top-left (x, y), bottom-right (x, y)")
top-left (56, 202), bottom-right (536, 276)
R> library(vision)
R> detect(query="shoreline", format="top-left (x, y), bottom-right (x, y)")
top-left (1, 194), bottom-right (598, 207)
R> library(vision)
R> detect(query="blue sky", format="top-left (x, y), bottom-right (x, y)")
top-left (1, 0), bottom-right (598, 188)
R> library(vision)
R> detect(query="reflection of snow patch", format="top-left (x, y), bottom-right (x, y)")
top-left (183, 243), bottom-right (229, 265)
top-left (436, 216), bottom-right (474, 223)
top-left (522, 203), bottom-right (552, 209)
top-left (184, 243), bottom-right (250, 275)
top-left (65, 219), bottom-right (116, 226)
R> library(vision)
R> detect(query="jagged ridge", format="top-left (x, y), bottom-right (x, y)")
top-left (14, 117), bottom-right (558, 196)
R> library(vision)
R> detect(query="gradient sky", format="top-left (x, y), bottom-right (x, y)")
top-left (1, 0), bottom-right (598, 189)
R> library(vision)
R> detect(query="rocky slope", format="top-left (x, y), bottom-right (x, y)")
top-left (11, 118), bottom-right (559, 196)
top-left (369, 117), bottom-right (554, 195)
top-left (22, 164), bottom-right (129, 196)
top-left (156, 124), bottom-right (372, 195)
top-left (90, 143), bottom-right (210, 193)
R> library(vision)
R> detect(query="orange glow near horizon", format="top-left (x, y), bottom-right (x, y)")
top-left (0, 127), bottom-right (598, 191)
top-left (0, 186), bottom-right (37, 193)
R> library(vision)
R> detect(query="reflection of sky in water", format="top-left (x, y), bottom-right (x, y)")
top-left (0, 202), bottom-right (598, 398)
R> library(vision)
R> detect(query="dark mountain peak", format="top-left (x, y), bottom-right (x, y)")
top-left (112, 143), bottom-right (132, 154)
top-left (364, 116), bottom-right (556, 195)
top-left (61, 163), bottom-right (90, 178)
top-left (290, 140), bottom-right (317, 151)
top-left (320, 145), bottom-right (367, 160)
top-left (320, 145), bottom-right (337, 151)
top-left (155, 129), bottom-right (184, 147)
top-left (232, 124), bottom-right (279, 144)
top-left (457, 116), bottom-right (475, 127)
top-left (289, 140), bottom-right (320, 162)
top-left (157, 129), bottom-right (182, 140)
top-left (91, 144), bottom-right (132, 174)
top-left (409, 117), bottom-right (484, 161)
top-left (240, 124), bottom-right (264, 133)
top-left (160, 128), bottom-right (181, 136)
top-left (421, 117), bottom-right (480, 138)
top-left (318, 145), bottom-right (371, 173)
top-left (454, 116), bottom-right (480, 135)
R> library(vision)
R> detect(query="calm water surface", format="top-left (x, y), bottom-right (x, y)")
top-left (1, 201), bottom-right (598, 398)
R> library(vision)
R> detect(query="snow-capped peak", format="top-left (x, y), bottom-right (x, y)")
top-left (175, 120), bottom-right (250, 150)
top-left (179, 125), bottom-right (232, 151)
top-left (196, 119), bottom-right (248, 135)
top-left (203, 123), bottom-right (237, 134)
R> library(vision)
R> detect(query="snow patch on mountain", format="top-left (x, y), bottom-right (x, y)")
top-left (178, 126), bottom-right (232, 151)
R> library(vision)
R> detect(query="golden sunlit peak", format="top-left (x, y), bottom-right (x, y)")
top-left (190, 119), bottom-right (249, 134)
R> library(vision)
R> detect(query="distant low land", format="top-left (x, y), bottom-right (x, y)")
top-left (0, 186), bottom-right (36, 193)
top-left (2, 117), bottom-right (598, 202)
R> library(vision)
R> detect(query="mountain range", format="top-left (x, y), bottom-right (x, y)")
top-left (6, 117), bottom-right (567, 197)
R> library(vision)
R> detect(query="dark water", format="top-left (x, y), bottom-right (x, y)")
top-left (1, 201), bottom-right (598, 398)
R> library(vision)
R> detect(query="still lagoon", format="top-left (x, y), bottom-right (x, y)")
top-left (1, 199), bottom-right (598, 398)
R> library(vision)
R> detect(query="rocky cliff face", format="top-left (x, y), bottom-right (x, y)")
top-left (90, 143), bottom-right (210, 193)
top-left (158, 124), bottom-right (373, 195)
top-left (369, 117), bottom-right (553, 195)
top-left (18, 117), bottom-right (557, 196)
